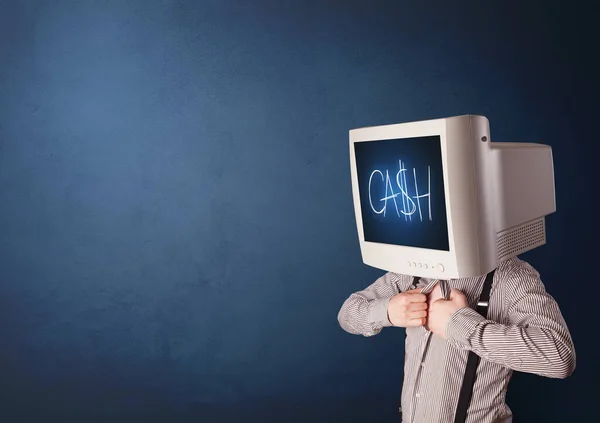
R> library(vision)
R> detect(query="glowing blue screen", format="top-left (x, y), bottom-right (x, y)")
top-left (354, 135), bottom-right (450, 251)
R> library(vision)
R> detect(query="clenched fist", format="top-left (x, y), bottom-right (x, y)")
top-left (387, 289), bottom-right (428, 327)
top-left (427, 288), bottom-right (469, 338)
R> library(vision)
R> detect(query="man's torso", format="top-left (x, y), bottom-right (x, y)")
top-left (400, 276), bottom-right (513, 423)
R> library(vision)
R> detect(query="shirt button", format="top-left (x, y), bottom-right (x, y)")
top-left (421, 362), bottom-right (425, 367)
top-left (416, 393), bottom-right (421, 397)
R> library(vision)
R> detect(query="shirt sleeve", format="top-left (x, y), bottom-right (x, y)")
top-left (445, 261), bottom-right (576, 379)
top-left (337, 272), bottom-right (411, 337)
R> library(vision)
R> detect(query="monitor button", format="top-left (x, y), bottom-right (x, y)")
top-left (436, 263), bottom-right (445, 272)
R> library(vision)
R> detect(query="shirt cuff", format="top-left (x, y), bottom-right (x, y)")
top-left (367, 297), bottom-right (393, 328)
top-left (446, 307), bottom-right (486, 348)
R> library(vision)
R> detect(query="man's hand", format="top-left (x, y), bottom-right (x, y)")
top-left (427, 288), bottom-right (469, 338)
top-left (387, 289), bottom-right (428, 327)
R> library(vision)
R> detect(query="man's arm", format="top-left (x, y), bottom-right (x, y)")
top-left (337, 272), bottom-right (417, 337)
top-left (445, 261), bottom-right (576, 379)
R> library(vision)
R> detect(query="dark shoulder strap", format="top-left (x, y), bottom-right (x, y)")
top-left (410, 276), bottom-right (420, 290)
top-left (398, 276), bottom-right (421, 419)
top-left (453, 268), bottom-right (496, 423)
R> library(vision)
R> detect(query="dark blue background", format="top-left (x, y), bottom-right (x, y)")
top-left (0, 1), bottom-right (595, 422)
top-left (354, 136), bottom-right (449, 250)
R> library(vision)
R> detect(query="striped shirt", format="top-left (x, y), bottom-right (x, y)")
top-left (337, 257), bottom-right (575, 423)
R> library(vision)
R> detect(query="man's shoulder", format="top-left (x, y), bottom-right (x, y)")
top-left (493, 256), bottom-right (543, 293)
top-left (374, 271), bottom-right (414, 288)
top-left (386, 271), bottom-right (416, 287)
top-left (496, 256), bottom-right (540, 277)
top-left (451, 257), bottom-right (542, 291)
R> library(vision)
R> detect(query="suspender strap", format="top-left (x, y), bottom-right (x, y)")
top-left (399, 276), bottom-right (422, 418)
top-left (410, 276), bottom-right (420, 290)
top-left (453, 269), bottom-right (496, 423)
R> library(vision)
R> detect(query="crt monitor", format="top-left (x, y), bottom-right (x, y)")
top-left (349, 115), bottom-right (556, 279)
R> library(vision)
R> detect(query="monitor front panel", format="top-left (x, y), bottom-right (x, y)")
top-left (353, 135), bottom-right (450, 251)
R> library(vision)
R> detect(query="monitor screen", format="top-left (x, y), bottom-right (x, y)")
top-left (353, 135), bottom-right (450, 251)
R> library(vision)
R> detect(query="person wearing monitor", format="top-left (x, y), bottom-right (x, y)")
top-left (339, 115), bottom-right (575, 423)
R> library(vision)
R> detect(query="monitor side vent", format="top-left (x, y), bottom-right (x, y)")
top-left (497, 217), bottom-right (546, 261)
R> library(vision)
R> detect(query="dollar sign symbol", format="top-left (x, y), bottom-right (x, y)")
top-left (396, 161), bottom-right (416, 217)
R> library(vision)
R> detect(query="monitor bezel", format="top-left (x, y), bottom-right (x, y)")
top-left (349, 115), bottom-right (486, 278)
